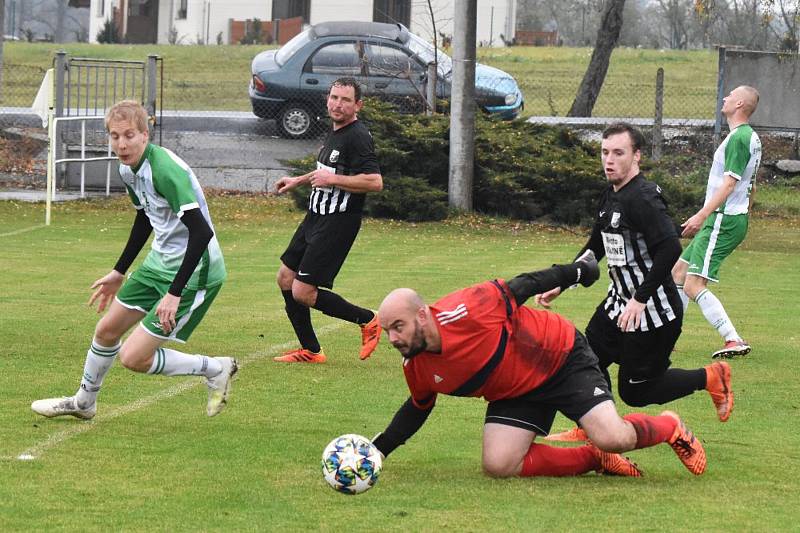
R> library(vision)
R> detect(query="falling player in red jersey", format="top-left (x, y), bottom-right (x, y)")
top-left (371, 253), bottom-right (707, 478)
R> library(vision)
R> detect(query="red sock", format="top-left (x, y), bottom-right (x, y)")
top-left (623, 413), bottom-right (678, 449)
top-left (520, 443), bottom-right (599, 477)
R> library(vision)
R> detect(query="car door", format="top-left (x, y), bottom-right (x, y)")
top-left (363, 41), bottom-right (428, 113)
top-left (300, 40), bottom-right (367, 109)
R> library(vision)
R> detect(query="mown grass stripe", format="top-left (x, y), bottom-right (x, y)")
top-left (9, 323), bottom-right (344, 461)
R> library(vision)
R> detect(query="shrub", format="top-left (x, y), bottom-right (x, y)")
top-left (97, 18), bottom-right (120, 44)
top-left (286, 99), bottom-right (704, 226)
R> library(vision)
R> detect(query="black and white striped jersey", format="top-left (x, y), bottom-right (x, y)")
top-left (585, 174), bottom-right (683, 332)
top-left (309, 120), bottom-right (380, 215)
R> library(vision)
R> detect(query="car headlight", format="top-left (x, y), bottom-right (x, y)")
top-left (505, 93), bottom-right (517, 106)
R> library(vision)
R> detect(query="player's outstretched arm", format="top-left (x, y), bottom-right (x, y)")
top-left (508, 250), bottom-right (599, 307)
top-left (372, 397), bottom-right (434, 459)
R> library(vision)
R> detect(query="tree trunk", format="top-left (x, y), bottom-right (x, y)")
top-left (568, 0), bottom-right (626, 117)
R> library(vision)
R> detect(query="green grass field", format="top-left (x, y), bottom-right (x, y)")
top-left (1, 195), bottom-right (798, 531)
top-left (1, 42), bottom-right (717, 118)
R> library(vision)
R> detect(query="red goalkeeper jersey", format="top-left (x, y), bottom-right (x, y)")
top-left (404, 280), bottom-right (575, 410)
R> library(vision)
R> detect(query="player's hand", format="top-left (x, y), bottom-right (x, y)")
top-left (309, 169), bottom-right (335, 189)
top-left (534, 287), bottom-right (562, 308)
top-left (680, 213), bottom-right (705, 238)
top-left (617, 298), bottom-right (646, 332)
top-left (274, 176), bottom-right (297, 195)
top-left (155, 293), bottom-right (181, 334)
top-left (89, 270), bottom-right (125, 313)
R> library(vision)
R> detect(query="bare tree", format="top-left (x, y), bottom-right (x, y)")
top-left (568, 0), bottom-right (626, 117)
top-left (763, 0), bottom-right (800, 50)
top-left (695, 0), bottom-right (798, 50)
top-left (16, 0), bottom-right (87, 43)
top-left (657, 0), bottom-right (692, 48)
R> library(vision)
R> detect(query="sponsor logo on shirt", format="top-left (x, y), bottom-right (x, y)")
top-left (434, 374), bottom-right (444, 383)
top-left (329, 150), bottom-right (340, 163)
top-left (611, 212), bottom-right (621, 228)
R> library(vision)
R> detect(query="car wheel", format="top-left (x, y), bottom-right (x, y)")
top-left (279, 104), bottom-right (317, 139)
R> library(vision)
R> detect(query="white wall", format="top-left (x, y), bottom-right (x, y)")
top-left (87, 0), bottom-right (514, 46)
top-left (309, 1), bottom-right (372, 25)
top-left (88, 0), bottom-right (114, 43)
top-left (164, 0), bottom-right (272, 45)
top-left (409, 0), bottom-right (515, 47)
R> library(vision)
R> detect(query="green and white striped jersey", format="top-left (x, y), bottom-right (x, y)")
top-left (707, 124), bottom-right (761, 215)
top-left (119, 143), bottom-right (226, 289)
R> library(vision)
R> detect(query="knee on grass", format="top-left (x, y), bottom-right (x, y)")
top-left (482, 455), bottom-right (521, 478)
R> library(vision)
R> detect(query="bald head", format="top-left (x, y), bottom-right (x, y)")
top-left (379, 288), bottom-right (425, 323)
top-left (737, 85), bottom-right (759, 116)
top-left (379, 288), bottom-right (436, 358)
top-left (723, 85), bottom-right (760, 121)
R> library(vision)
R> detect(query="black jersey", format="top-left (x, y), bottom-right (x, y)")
top-left (309, 120), bottom-right (380, 215)
top-left (587, 174), bottom-right (682, 332)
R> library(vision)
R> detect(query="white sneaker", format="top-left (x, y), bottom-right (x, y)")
top-left (31, 396), bottom-right (96, 420)
top-left (206, 357), bottom-right (238, 417)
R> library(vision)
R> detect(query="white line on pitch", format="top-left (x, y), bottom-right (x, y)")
top-left (0, 224), bottom-right (47, 238)
top-left (10, 323), bottom-right (347, 462)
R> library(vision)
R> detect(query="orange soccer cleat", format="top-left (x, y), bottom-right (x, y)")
top-left (590, 444), bottom-right (643, 477)
top-left (544, 426), bottom-right (588, 443)
top-left (273, 348), bottom-right (327, 364)
top-left (661, 410), bottom-right (707, 475)
top-left (705, 361), bottom-right (734, 422)
top-left (359, 313), bottom-right (381, 360)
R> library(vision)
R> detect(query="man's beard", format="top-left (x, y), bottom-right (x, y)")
top-left (401, 323), bottom-right (428, 358)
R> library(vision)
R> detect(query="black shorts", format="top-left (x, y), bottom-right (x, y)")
top-left (484, 332), bottom-right (614, 435)
top-left (280, 211), bottom-right (362, 289)
top-left (585, 307), bottom-right (682, 381)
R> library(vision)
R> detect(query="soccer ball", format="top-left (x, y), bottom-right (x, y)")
top-left (321, 434), bottom-right (382, 494)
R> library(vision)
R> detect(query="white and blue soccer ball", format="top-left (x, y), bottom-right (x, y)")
top-left (321, 434), bottom-right (382, 494)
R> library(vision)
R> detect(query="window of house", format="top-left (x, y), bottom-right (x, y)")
top-left (373, 0), bottom-right (411, 27)
top-left (177, 0), bottom-right (188, 19)
top-left (272, 0), bottom-right (310, 21)
top-left (96, 0), bottom-right (105, 17)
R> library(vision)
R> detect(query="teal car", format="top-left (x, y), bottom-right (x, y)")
top-left (249, 21), bottom-right (524, 138)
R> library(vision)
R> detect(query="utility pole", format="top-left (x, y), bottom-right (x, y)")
top-left (448, 0), bottom-right (477, 212)
top-left (1, 0), bottom-right (5, 104)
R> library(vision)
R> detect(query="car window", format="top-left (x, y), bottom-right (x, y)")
top-left (309, 42), bottom-right (363, 76)
top-left (365, 44), bottom-right (425, 79)
top-left (275, 30), bottom-right (311, 66)
top-left (406, 32), bottom-right (453, 77)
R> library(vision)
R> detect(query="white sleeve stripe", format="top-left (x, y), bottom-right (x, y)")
top-left (179, 202), bottom-right (200, 215)
top-left (724, 171), bottom-right (742, 181)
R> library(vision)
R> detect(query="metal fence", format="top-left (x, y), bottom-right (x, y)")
top-left (1, 48), bottom-right (717, 141)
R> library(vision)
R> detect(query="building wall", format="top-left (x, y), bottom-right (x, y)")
top-left (409, 0), bottom-right (515, 47)
top-left (87, 0), bottom-right (515, 46)
top-left (88, 0), bottom-right (112, 43)
top-left (164, 0), bottom-right (271, 45)
top-left (309, 1), bottom-right (372, 25)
